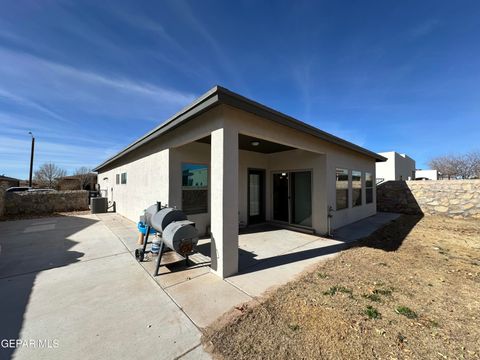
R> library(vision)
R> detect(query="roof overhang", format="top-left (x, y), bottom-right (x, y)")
top-left (94, 86), bottom-right (386, 172)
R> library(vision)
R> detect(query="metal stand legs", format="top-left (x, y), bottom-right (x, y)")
top-left (154, 240), bottom-right (164, 277)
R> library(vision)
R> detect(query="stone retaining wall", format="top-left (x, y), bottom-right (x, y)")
top-left (377, 180), bottom-right (480, 218)
top-left (4, 190), bottom-right (89, 216)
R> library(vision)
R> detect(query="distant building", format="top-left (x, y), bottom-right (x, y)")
top-left (0, 175), bottom-right (20, 188)
top-left (58, 174), bottom-right (97, 190)
top-left (415, 169), bottom-right (440, 180)
top-left (376, 151), bottom-right (416, 182)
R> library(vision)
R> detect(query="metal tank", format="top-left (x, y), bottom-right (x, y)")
top-left (150, 207), bottom-right (187, 233)
top-left (162, 220), bottom-right (199, 254)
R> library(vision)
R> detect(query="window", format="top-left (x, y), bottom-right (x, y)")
top-left (121, 172), bottom-right (127, 184)
top-left (116, 174), bottom-right (120, 184)
top-left (366, 172), bottom-right (373, 204)
top-left (352, 170), bottom-right (362, 207)
top-left (336, 168), bottom-right (349, 210)
top-left (182, 163), bottom-right (208, 214)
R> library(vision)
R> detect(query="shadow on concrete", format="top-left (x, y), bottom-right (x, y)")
top-left (0, 215), bottom-right (97, 360)
top-left (169, 213), bottom-right (423, 278)
top-left (235, 214), bottom-right (423, 276)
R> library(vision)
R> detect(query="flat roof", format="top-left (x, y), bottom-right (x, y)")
top-left (94, 86), bottom-right (386, 171)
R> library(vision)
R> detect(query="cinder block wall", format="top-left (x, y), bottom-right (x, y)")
top-left (377, 180), bottom-right (480, 218)
top-left (4, 190), bottom-right (89, 216)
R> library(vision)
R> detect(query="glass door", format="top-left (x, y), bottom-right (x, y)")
top-left (248, 169), bottom-right (265, 224)
top-left (272, 171), bottom-right (312, 227)
top-left (273, 173), bottom-right (289, 222)
top-left (291, 171), bottom-right (312, 227)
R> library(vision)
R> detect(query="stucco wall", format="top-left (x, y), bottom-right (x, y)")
top-left (225, 106), bottom-right (377, 231)
top-left (376, 152), bottom-right (416, 181)
top-left (377, 180), bottom-right (480, 218)
top-left (97, 104), bottom-right (378, 234)
top-left (4, 190), bottom-right (89, 216)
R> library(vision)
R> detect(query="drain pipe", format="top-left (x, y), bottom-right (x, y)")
top-left (327, 206), bottom-right (334, 237)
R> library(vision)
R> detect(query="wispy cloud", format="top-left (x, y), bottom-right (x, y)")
top-left (0, 45), bottom-right (195, 120)
top-left (410, 19), bottom-right (440, 38)
top-left (0, 88), bottom-right (68, 123)
top-left (0, 135), bottom-right (115, 175)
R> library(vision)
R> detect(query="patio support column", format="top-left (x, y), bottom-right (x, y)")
top-left (210, 126), bottom-right (239, 278)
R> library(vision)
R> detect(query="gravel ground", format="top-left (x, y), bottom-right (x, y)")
top-left (203, 215), bottom-right (480, 360)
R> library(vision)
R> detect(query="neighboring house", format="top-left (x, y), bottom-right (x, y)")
top-left (94, 86), bottom-right (386, 278)
top-left (375, 151), bottom-right (416, 182)
top-left (58, 174), bottom-right (98, 190)
top-left (0, 175), bottom-right (20, 188)
top-left (415, 169), bottom-right (440, 180)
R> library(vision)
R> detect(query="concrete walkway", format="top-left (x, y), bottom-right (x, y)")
top-left (0, 215), bottom-right (209, 360)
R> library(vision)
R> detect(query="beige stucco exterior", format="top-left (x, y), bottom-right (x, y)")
top-left (97, 103), bottom-right (379, 278)
top-left (376, 151), bottom-right (416, 181)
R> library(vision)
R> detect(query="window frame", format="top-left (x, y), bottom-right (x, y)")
top-left (120, 172), bottom-right (127, 185)
top-left (352, 170), bottom-right (362, 207)
top-left (365, 172), bottom-right (373, 204)
top-left (181, 162), bottom-right (209, 215)
top-left (116, 174), bottom-right (120, 185)
top-left (335, 168), bottom-right (349, 211)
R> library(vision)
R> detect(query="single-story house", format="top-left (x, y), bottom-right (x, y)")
top-left (376, 151), bottom-right (416, 182)
top-left (57, 173), bottom-right (98, 191)
top-left (94, 86), bottom-right (386, 278)
top-left (0, 175), bottom-right (20, 188)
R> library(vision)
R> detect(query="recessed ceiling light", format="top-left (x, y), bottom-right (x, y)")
top-left (251, 141), bottom-right (260, 146)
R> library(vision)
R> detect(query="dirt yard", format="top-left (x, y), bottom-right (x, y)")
top-left (203, 215), bottom-right (480, 359)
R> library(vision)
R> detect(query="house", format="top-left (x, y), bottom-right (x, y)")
top-left (415, 169), bottom-right (440, 180)
top-left (94, 86), bottom-right (386, 278)
top-left (0, 175), bottom-right (20, 188)
top-left (375, 151), bottom-right (416, 182)
top-left (57, 174), bottom-right (98, 191)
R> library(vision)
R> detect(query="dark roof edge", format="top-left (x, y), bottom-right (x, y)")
top-left (94, 85), bottom-right (386, 171)
top-left (216, 86), bottom-right (386, 162)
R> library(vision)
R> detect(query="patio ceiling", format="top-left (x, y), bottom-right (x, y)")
top-left (196, 134), bottom-right (296, 154)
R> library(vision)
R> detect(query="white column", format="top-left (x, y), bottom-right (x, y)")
top-left (210, 126), bottom-right (239, 278)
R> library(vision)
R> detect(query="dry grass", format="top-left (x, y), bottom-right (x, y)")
top-left (203, 215), bottom-right (480, 359)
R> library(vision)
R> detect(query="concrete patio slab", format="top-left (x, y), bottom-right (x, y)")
top-left (164, 272), bottom-right (251, 328)
top-left (227, 237), bottom-right (346, 297)
top-left (93, 211), bottom-right (401, 330)
top-left (0, 214), bottom-right (210, 360)
top-left (238, 227), bottom-right (322, 268)
top-left (0, 215), bottom-right (127, 278)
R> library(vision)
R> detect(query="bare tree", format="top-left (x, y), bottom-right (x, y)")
top-left (74, 167), bottom-right (95, 190)
top-left (34, 163), bottom-right (67, 188)
top-left (466, 151), bottom-right (480, 178)
top-left (428, 151), bottom-right (480, 179)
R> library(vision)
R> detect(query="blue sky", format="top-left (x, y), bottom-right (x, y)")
top-left (1, 1), bottom-right (479, 179)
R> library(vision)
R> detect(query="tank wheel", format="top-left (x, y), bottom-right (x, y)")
top-left (135, 248), bottom-right (144, 262)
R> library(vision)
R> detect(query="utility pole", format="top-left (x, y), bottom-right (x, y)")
top-left (28, 131), bottom-right (35, 187)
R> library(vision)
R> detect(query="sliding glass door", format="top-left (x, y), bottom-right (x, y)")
top-left (272, 170), bottom-right (312, 227)
top-left (273, 173), bottom-right (289, 222)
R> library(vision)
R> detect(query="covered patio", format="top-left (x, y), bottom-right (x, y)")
top-left (169, 130), bottom-right (328, 279)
